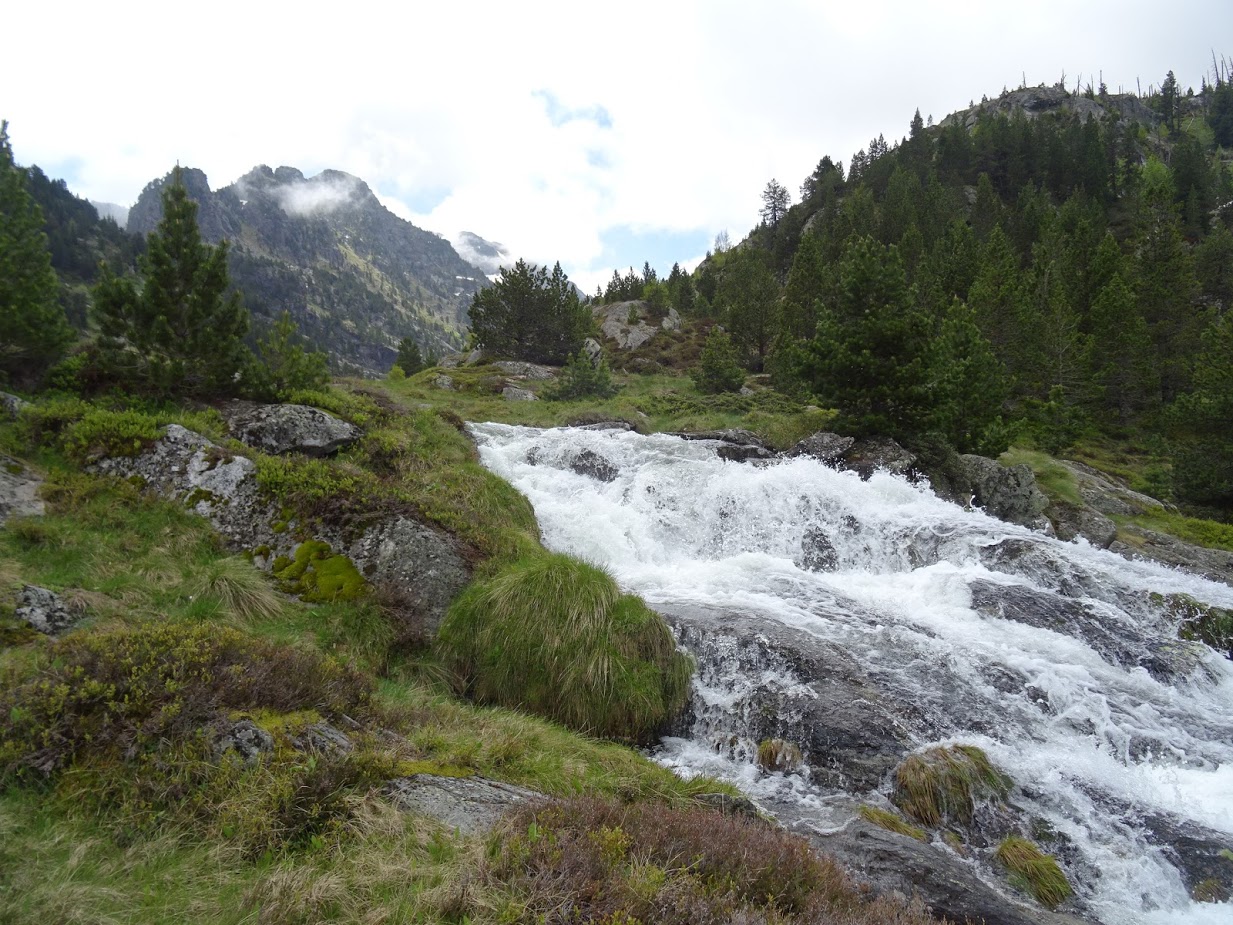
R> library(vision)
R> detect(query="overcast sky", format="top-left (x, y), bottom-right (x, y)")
top-left (3, 1), bottom-right (1229, 293)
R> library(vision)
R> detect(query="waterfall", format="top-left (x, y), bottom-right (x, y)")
top-left (470, 422), bottom-right (1233, 925)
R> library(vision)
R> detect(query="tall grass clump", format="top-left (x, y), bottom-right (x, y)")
top-left (994, 836), bottom-right (1073, 908)
top-left (436, 553), bottom-right (692, 742)
top-left (891, 744), bottom-right (1011, 827)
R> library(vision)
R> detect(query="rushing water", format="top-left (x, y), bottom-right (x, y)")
top-left (470, 422), bottom-right (1233, 925)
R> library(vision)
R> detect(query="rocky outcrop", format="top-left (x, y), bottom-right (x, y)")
top-left (0, 455), bottom-right (44, 525)
top-left (221, 401), bottom-right (361, 457)
top-left (210, 719), bottom-right (274, 766)
top-left (1111, 528), bottom-right (1233, 586)
top-left (942, 85), bottom-right (1157, 132)
top-left (1, 391), bottom-right (30, 420)
top-left (384, 774), bottom-right (544, 835)
top-left (956, 454), bottom-right (1051, 531)
top-left (93, 422), bottom-right (471, 634)
top-left (787, 432), bottom-right (854, 464)
top-left (16, 586), bottom-right (79, 636)
top-left (593, 301), bottom-right (660, 350)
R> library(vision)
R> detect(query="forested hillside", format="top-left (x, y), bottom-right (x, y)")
top-left (622, 70), bottom-right (1233, 518)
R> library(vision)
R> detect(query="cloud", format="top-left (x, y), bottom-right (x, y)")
top-left (273, 176), bottom-right (360, 217)
top-left (532, 90), bottom-right (613, 129)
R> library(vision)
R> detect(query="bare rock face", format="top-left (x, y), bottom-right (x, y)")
top-left (840, 437), bottom-right (917, 480)
top-left (16, 586), bottom-right (78, 636)
top-left (593, 300), bottom-right (659, 350)
top-left (384, 774), bottom-right (544, 834)
top-left (221, 402), bottom-right (361, 457)
top-left (0, 455), bottom-right (44, 525)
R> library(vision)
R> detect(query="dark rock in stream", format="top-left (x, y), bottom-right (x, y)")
top-left (797, 527), bottom-right (839, 572)
top-left (1142, 813), bottom-right (1233, 903)
top-left (813, 820), bottom-right (1094, 925)
top-left (568, 448), bottom-right (619, 482)
top-left (660, 602), bottom-right (919, 792)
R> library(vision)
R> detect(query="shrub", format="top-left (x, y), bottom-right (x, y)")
top-left (0, 622), bottom-right (371, 782)
top-left (436, 553), bottom-right (692, 742)
top-left (60, 407), bottom-right (163, 464)
top-left (994, 836), bottom-right (1072, 908)
top-left (691, 329), bottom-right (746, 394)
top-left (543, 349), bottom-right (618, 401)
top-left (479, 797), bottom-right (936, 925)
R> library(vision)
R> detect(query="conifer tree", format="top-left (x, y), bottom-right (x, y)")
top-left (927, 299), bottom-right (1008, 453)
top-left (395, 336), bottom-right (425, 375)
top-left (1087, 274), bottom-right (1157, 421)
top-left (1170, 312), bottom-right (1233, 510)
top-left (93, 168), bottom-right (251, 397)
top-left (254, 310), bottom-right (329, 398)
top-left (469, 259), bottom-right (590, 364)
top-left (717, 247), bottom-right (780, 369)
top-left (0, 121), bottom-right (73, 385)
top-left (692, 329), bottom-right (746, 394)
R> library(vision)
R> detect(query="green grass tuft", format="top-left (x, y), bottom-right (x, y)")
top-left (191, 556), bottom-right (286, 623)
top-left (891, 744), bottom-right (1011, 827)
top-left (994, 836), bottom-right (1073, 909)
top-left (436, 553), bottom-right (692, 742)
top-left (858, 804), bottom-right (929, 841)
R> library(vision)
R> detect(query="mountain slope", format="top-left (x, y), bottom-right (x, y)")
top-left (128, 166), bottom-right (486, 375)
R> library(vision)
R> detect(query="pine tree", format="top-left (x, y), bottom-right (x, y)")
top-left (717, 247), bottom-right (780, 369)
top-left (1170, 312), bottom-right (1233, 510)
top-left (395, 336), bottom-right (425, 375)
top-left (254, 310), bottom-right (329, 398)
top-left (469, 259), bottom-right (590, 365)
top-left (760, 179), bottom-right (791, 228)
top-left (927, 299), bottom-right (1008, 453)
top-left (0, 121), bottom-right (73, 385)
top-left (1087, 274), bottom-right (1157, 421)
top-left (692, 329), bottom-right (746, 394)
top-left (800, 237), bottom-right (932, 437)
top-left (93, 168), bottom-right (251, 398)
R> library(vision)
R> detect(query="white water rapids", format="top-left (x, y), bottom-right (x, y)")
top-left (470, 423), bottom-right (1233, 925)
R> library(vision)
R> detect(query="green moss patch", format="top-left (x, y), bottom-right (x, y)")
top-left (273, 540), bottom-right (366, 603)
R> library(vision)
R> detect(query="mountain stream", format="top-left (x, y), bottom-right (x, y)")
top-left (470, 423), bottom-right (1233, 925)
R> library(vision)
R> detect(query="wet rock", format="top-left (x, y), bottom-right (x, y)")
top-left (569, 420), bottom-right (635, 432)
top-left (211, 719), bottom-right (273, 765)
top-left (501, 386), bottom-right (537, 401)
top-left (717, 444), bottom-right (777, 463)
top-left (0, 455), bottom-right (44, 525)
top-left (662, 602), bottom-right (917, 792)
top-left (787, 432), bottom-right (854, 465)
top-left (221, 401), bottom-right (361, 457)
top-left (1055, 460), bottom-right (1167, 518)
top-left (957, 454), bottom-right (1051, 531)
top-left (1048, 501), bottom-right (1118, 548)
top-left (672, 429), bottom-right (767, 448)
top-left (1109, 527), bottom-right (1233, 587)
top-left (16, 585), bottom-right (78, 636)
top-left (384, 774), bottom-right (544, 834)
top-left (493, 361), bottom-right (556, 381)
top-left (1142, 813), bottom-right (1233, 904)
top-left (840, 437), bottom-right (916, 480)
top-left (797, 527), bottom-right (838, 572)
top-left (812, 819), bottom-right (1089, 925)
top-left (568, 449), bottom-right (618, 482)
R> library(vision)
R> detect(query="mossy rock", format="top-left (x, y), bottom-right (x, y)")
top-left (273, 540), bottom-right (367, 603)
top-left (1155, 592), bottom-right (1233, 659)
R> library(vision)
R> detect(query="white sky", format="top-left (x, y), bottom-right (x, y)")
top-left (3, 0), bottom-right (1229, 294)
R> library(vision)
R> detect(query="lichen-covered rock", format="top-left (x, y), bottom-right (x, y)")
top-left (501, 386), bottom-right (537, 401)
top-left (493, 361), bottom-right (556, 381)
top-left (16, 586), bottom-right (78, 636)
top-left (92, 424), bottom-right (278, 551)
top-left (582, 337), bottom-right (604, 367)
top-left (956, 454), bottom-right (1051, 532)
top-left (1, 391), bottom-right (30, 421)
top-left (0, 455), bottom-right (44, 525)
top-left (661, 307), bottom-right (681, 331)
top-left (339, 516), bottom-right (471, 636)
top-left (384, 774), bottom-right (544, 834)
top-left (211, 719), bottom-right (274, 766)
top-left (433, 374), bottom-right (457, 391)
top-left (593, 300), bottom-right (658, 350)
top-left (290, 722), bottom-right (353, 754)
top-left (221, 402), bottom-right (361, 457)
